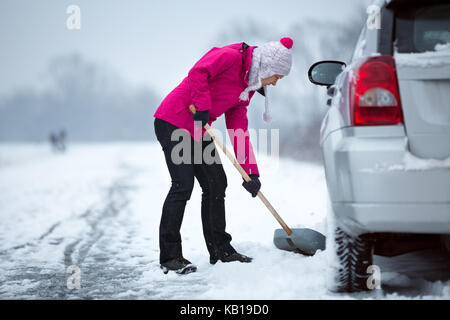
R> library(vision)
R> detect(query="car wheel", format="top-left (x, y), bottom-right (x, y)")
top-left (327, 227), bottom-right (374, 293)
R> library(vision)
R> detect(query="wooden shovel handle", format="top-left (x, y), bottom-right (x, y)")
top-left (189, 105), bottom-right (292, 235)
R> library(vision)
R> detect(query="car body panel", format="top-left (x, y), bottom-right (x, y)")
top-left (333, 202), bottom-right (450, 235)
top-left (396, 53), bottom-right (450, 160)
top-left (323, 126), bottom-right (450, 203)
top-left (322, 126), bottom-right (450, 235)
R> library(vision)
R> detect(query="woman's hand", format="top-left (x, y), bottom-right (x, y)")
top-left (191, 109), bottom-right (210, 127)
top-left (242, 174), bottom-right (261, 198)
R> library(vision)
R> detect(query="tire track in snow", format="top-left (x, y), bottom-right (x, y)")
top-left (38, 222), bottom-right (61, 241)
top-left (59, 173), bottom-right (138, 299)
top-left (63, 180), bottom-right (129, 267)
top-left (5, 164), bottom-right (142, 299)
top-left (0, 221), bottom-right (62, 255)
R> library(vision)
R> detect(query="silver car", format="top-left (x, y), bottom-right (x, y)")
top-left (308, 0), bottom-right (450, 292)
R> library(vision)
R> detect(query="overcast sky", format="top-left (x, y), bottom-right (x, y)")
top-left (0, 0), bottom-right (370, 97)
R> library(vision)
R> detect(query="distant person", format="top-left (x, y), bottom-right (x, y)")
top-left (153, 37), bottom-right (294, 274)
top-left (58, 129), bottom-right (67, 152)
top-left (48, 129), bottom-right (67, 152)
top-left (48, 132), bottom-right (59, 152)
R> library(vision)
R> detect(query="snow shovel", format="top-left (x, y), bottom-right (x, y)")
top-left (189, 105), bottom-right (326, 256)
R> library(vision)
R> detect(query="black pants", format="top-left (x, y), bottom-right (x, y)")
top-left (154, 118), bottom-right (236, 263)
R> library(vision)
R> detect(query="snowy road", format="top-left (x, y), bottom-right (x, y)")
top-left (0, 143), bottom-right (449, 299)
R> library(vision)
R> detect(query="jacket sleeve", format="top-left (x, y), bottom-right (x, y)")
top-left (225, 104), bottom-right (260, 177)
top-left (187, 48), bottom-right (240, 111)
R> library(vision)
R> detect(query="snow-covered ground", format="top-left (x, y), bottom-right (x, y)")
top-left (0, 143), bottom-right (449, 299)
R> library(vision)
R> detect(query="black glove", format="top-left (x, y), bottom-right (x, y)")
top-left (242, 174), bottom-right (261, 198)
top-left (191, 110), bottom-right (210, 127)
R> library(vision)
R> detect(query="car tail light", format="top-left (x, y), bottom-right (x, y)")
top-left (350, 55), bottom-right (403, 126)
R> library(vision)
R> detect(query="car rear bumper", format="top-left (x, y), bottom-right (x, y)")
top-left (322, 126), bottom-right (450, 234)
top-left (332, 202), bottom-right (450, 234)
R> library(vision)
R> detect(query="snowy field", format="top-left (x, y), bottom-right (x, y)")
top-left (0, 143), bottom-right (449, 300)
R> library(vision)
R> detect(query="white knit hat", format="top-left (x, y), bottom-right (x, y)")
top-left (239, 37), bottom-right (294, 123)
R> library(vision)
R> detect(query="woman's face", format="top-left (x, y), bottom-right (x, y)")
top-left (261, 74), bottom-right (284, 87)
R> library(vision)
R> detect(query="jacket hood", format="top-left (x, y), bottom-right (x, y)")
top-left (221, 42), bottom-right (257, 86)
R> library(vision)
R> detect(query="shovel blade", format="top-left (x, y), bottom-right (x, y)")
top-left (273, 228), bottom-right (326, 256)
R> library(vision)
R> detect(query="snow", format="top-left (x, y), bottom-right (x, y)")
top-left (394, 43), bottom-right (450, 68)
top-left (435, 43), bottom-right (450, 52)
top-left (387, 152), bottom-right (450, 171)
top-left (0, 143), bottom-right (449, 299)
top-left (371, 0), bottom-right (389, 8)
top-left (360, 151), bottom-right (450, 173)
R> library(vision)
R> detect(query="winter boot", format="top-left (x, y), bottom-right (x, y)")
top-left (160, 257), bottom-right (197, 275)
top-left (210, 252), bottom-right (253, 265)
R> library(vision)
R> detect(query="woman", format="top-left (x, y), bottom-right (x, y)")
top-left (154, 37), bottom-right (293, 274)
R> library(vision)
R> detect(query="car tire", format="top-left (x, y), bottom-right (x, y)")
top-left (327, 227), bottom-right (375, 293)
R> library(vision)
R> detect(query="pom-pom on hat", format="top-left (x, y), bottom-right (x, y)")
top-left (240, 37), bottom-right (294, 123)
top-left (280, 37), bottom-right (293, 49)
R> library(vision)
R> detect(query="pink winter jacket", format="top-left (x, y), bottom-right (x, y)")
top-left (154, 42), bottom-right (260, 176)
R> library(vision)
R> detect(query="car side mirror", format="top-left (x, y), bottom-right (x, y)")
top-left (308, 61), bottom-right (346, 87)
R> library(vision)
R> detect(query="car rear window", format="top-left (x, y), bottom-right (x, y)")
top-left (395, 4), bottom-right (450, 53)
